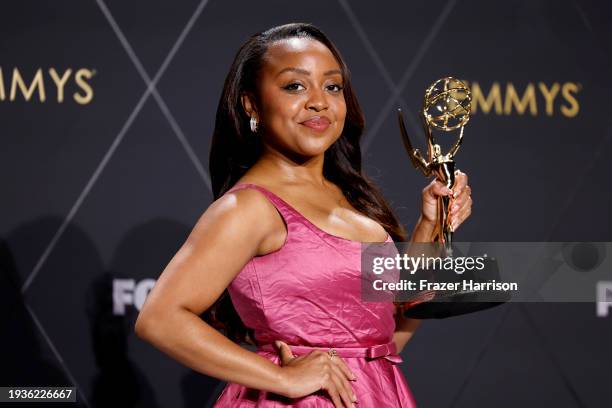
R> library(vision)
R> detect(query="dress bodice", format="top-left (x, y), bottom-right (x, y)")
top-left (224, 182), bottom-right (396, 348)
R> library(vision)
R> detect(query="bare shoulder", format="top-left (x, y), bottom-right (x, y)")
top-left (192, 187), bottom-right (286, 256)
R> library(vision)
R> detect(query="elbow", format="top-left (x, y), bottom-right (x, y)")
top-left (134, 306), bottom-right (183, 341)
top-left (134, 311), bottom-right (154, 340)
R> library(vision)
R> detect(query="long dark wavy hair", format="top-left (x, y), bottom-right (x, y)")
top-left (203, 22), bottom-right (408, 345)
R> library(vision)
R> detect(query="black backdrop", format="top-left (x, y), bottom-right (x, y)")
top-left (2, 1), bottom-right (611, 407)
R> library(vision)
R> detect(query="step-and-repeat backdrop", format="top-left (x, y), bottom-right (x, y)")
top-left (2, 1), bottom-right (611, 407)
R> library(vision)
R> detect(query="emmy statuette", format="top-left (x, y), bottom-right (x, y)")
top-left (396, 77), bottom-right (510, 319)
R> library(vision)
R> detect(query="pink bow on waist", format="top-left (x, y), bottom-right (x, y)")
top-left (257, 340), bottom-right (403, 364)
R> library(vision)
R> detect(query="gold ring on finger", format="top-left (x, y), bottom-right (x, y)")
top-left (328, 348), bottom-right (337, 359)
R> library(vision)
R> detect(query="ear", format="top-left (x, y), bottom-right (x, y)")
top-left (240, 92), bottom-right (258, 119)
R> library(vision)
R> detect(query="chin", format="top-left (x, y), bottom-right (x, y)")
top-left (297, 137), bottom-right (336, 156)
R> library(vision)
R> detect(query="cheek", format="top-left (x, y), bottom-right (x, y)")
top-left (263, 94), bottom-right (302, 124)
top-left (333, 96), bottom-right (347, 115)
top-left (333, 99), bottom-right (347, 127)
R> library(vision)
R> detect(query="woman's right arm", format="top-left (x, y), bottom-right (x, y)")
top-left (134, 188), bottom-right (290, 396)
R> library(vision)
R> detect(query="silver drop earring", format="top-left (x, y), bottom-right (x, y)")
top-left (250, 116), bottom-right (258, 133)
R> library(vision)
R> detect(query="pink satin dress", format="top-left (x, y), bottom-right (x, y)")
top-left (212, 182), bottom-right (418, 407)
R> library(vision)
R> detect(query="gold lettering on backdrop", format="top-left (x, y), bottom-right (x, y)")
top-left (470, 81), bottom-right (502, 114)
top-left (11, 68), bottom-right (46, 102)
top-left (74, 68), bottom-right (94, 105)
top-left (560, 82), bottom-right (580, 118)
top-left (505, 83), bottom-right (537, 116)
top-left (538, 82), bottom-right (560, 116)
top-left (48, 68), bottom-right (72, 103)
top-left (466, 81), bottom-right (581, 117)
top-left (0, 67), bottom-right (95, 104)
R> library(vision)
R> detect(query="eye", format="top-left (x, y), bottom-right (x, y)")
top-left (283, 82), bottom-right (305, 91)
top-left (327, 83), bottom-right (344, 93)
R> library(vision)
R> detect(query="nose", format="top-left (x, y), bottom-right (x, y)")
top-left (306, 88), bottom-right (328, 112)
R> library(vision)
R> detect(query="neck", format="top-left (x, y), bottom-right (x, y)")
top-left (251, 147), bottom-right (328, 187)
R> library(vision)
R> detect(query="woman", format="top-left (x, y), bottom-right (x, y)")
top-left (135, 23), bottom-right (472, 407)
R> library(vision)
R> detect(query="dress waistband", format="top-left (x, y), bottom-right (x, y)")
top-left (256, 340), bottom-right (403, 364)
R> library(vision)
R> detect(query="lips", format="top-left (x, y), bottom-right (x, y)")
top-left (301, 116), bottom-right (331, 131)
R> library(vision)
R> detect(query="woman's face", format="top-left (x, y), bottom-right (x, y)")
top-left (246, 37), bottom-right (347, 160)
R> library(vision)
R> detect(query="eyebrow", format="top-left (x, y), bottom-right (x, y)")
top-left (275, 67), bottom-right (342, 78)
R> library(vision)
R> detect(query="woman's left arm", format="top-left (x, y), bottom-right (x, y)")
top-left (393, 171), bottom-right (473, 352)
top-left (393, 311), bottom-right (422, 354)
